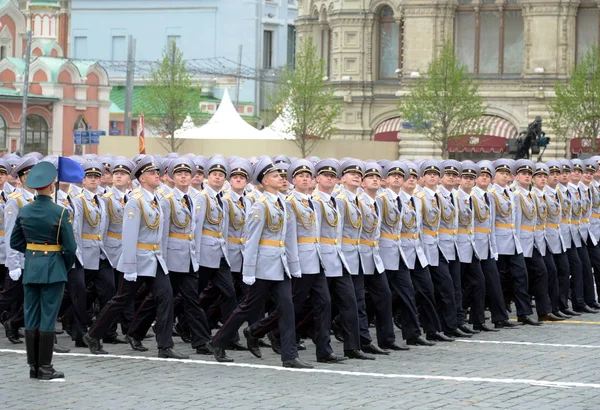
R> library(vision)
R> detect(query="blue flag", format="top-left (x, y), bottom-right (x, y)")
top-left (58, 157), bottom-right (84, 184)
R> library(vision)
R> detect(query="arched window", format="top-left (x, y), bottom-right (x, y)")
top-left (455, 0), bottom-right (523, 75)
top-left (25, 114), bottom-right (49, 155)
top-left (576, 3), bottom-right (600, 64)
top-left (0, 46), bottom-right (5, 61)
top-left (0, 116), bottom-right (6, 150)
top-left (378, 5), bottom-right (402, 79)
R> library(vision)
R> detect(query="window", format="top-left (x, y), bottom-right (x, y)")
top-left (263, 30), bottom-right (273, 69)
top-left (111, 36), bottom-right (126, 61)
top-left (576, 4), bottom-right (600, 64)
top-left (378, 6), bottom-right (402, 79)
top-left (167, 35), bottom-right (181, 47)
top-left (455, 0), bottom-right (523, 75)
top-left (0, 46), bottom-right (5, 61)
top-left (287, 25), bottom-right (296, 68)
top-left (321, 27), bottom-right (331, 76)
top-left (25, 115), bottom-right (49, 156)
top-left (73, 36), bottom-right (87, 59)
top-left (0, 116), bottom-right (6, 150)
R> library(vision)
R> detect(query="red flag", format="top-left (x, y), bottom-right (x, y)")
top-left (138, 114), bottom-right (146, 154)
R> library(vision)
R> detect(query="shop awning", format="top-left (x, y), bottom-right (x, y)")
top-left (570, 137), bottom-right (600, 154)
top-left (373, 117), bottom-right (401, 141)
top-left (446, 115), bottom-right (517, 153)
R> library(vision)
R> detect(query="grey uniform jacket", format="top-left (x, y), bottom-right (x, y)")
top-left (312, 190), bottom-right (350, 277)
top-left (513, 186), bottom-right (537, 258)
top-left (531, 187), bottom-right (548, 256)
top-left (472, 186), bottom-right (497, 260)
top-left (399, 191), bottom-right (428, 269)
top-left (161, 189), bottom-right (199, 273)
top-left (5, 189), bottom-right (35, 271)
top-left (416, 187), bottom-right (443, 266)
top-left (335, 188), bottom-right (363, 275)
top-left (375, 188), bottom-right (409, 271)
top-left (357, 192), bottom-right (384, 275)
top-left (195, 186), bottom-right (230, 269)
top-left (578, 182), bottom-right (596, 245)
top-left (557, 184), bottom-right (573, 248)
top-left (56, 189), bottom-right (83, 268)
top-left (0, 190), bottom-right (7, 265)
top-left (222, 191), bottom-right (249, 273)
top-left (285, 191), bottom-right (320, 275)
top-left (117, 188), bottom-right (168, 277)
top-left (436, 186), bottom-right (459, 261)
top-left (102, 187), bottom-right (128, 266)
top-left (242, 191), bottom-right (290, 281)
top-left (488, 184), bottom-right (523, 255)
top-left (590, 180), bottom-right (600, 241)
top-left (567, 182), bottom-right (584, 247)
top-left (73, 189), bottom-right (112, 270)
top-left (456, 188), bottom-right (480, 263)
top-left (543, 186), bottom-right (566, 254)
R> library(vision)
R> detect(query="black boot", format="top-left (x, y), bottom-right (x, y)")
top-left (25, 329), bottom-right (39, 379)
top-left (38, 331), bottom-right (64, 380)
top-left (54, 333), bottom-right (70, 353)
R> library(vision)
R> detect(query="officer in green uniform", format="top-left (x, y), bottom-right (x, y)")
top-left (10, 161), bottom-right (77, 380)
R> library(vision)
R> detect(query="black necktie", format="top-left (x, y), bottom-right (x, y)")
top-left (153, 196), bottom-right (159, 208)
top-left (374, 201), bottom-right (379, 216)
top-left (67, 195), bottom-right (74, 210)
top-left (123, 194), bottom-right (128, 204)
top-left (183, 194), bottom-right (192, 213)
top-left (1, 191), bottom-right (6, 203)
top-left (410, 197), bottom-right (416, 209)
top-left (93, 195), bottom-right (100, 208)
top-left (330, 198), bottom-right (337, 210)
top-left (308, 198), bottom-right (315, 211)
top-left (396, 196), bottom-right (402, 212)
top-left (216, 194), bottom-right (223, 209)
top-left (277, 198), bottom-right (284, 211)
top-left (484, 193), bottom-right (490, 206)
top-left (238, 197), bottom-right (245, 211)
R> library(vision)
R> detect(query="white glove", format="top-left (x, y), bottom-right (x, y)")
top-left (8, 269), bottom-right (21, 281)
top-left (124, 272), bottom-right (137, 282)
top-left (291, 271), bottom-right (302, 278)
top-left (242, 276), bottom-right (255, 286)
top-left (493, 253), bottom-right (499, 261)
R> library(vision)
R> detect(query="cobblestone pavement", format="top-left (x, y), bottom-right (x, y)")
top-left (3, 314), bottom-right (600, 409)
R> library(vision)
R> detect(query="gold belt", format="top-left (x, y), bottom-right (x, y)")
top-left (546, 222), bottom-right (560, 229)
top-left (359, 239), bottom-right (379, 247)
top-left (259, 239), bottom-right (284, 247)
top-left (401, 232), bottom-right (419, 240)
top-left (297, 237), bottom-right (319, 244)
top-left (0, 230), bottom-right (4, 236)
top-left (571, 220), bottom-right (581, 226)
top-left (592, 213), bottom-right (600, 219)
top-left (26, 244), bottom-right (62, 252)
top-left (582, 218), bottom-right (590, 223)
top-left (107, 231), bottom-right (122, 240)
top-left (320, 237), bottom-right (338, 245)
top-left (202, 229), bottom-right (223, 238)
top-left (474, 227), bottom-right (491, 234)
top-left (520, 225), bottom-right (535, 232)
top-left (137, 243), bottom-right (160, 251)
top-left (495, 223), bottom-right (515, 229)
top-left (227, 237), bottom-right (245, 244)
top-left (342, 238), bottom-right (359, 245)
top-left (423, 229), bottom-right (438, 237)
top-left (457, 228), bottom-right (473, 235)
top-left (561, 218), bottom-right (571, 224)
top-left (535, 225), bottom-right (545, 231)
top-left (169, 232), bottom-right (195, 241)
top-left (438, 228), bottom-right (457, 235)
top-left (82, 233), bottom-right (103, 240)
top-left (381, 233), bottom-right (401, 241)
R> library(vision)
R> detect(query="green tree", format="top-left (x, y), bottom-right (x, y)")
top-left (397, 41), bottom-right (487, 159)
top-left (268, 39), bottom-right (342, 157)
top-left (145, 40), bottom-right (201, 152)
top-left (549, 45), bottom-right (600, 156)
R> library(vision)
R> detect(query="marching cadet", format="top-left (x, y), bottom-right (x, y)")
top-left (417, 160), bottom-right (464, 340)
top-left (312, 159), bottom-right (375, 360)
top-left (209, 157), bottom-right (313, 368)
top-left (99, 156), bottom-right (113, 194)
top-left (455, 162), bottom-right (490, 331)
top-left (276, 162), bottom-right (291, 195)
top-left (489, 159), bottom-right (540, 325)
top-left (579, 159), bottom-right (600, 309)
top-left (358, 161), bottom-right (405, 351)
top-left (73, 161), bottom-right (125, 343)
top-left (158, 157), bottom-right (212, 354)
top-left (376, 161), bottom-right (428, 346)
top-left (512, 159), bottom-right (553, 322)
top-left (474, 160), bottom-right (516, 329)
top-left (567, 159), bottom-right (598, 313)
top-left (1, 157), bottom-right (38, 344)
top-left (0, 159), bottom-right (10, 290)
top-left (531, 162), bottom-right (566, 320)
top-left (586, 157), bottom-right (600, 307)
top-left (438, 160), bottom-right (474, 336)
top-left (337, 159), bottom-right (389, 355)
top-left (190, 156), bottom-right (207, 197)
top-left (84, 156), bottom-right (188, 359)
top-left (245, 159), bottom-right (347, 363)
top-left (544, 160), bottom-right (578, 317)
top-left (195, 155), bottom-right (242, 348)
top-left (10, 161), bottom-right (77, 380)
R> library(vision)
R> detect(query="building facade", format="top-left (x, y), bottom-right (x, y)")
top-left (296, 0), bottom-right (597, 159)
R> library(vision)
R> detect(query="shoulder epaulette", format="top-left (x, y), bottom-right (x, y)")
top-left (337, 193), bottom-right (347, 201)
top-left (164, 192), bottom-right (174, 200)
top-left (247, 191), bottom-right (255, 198)
top-left (103, 191), bottom-right (114, 198)
top-left (488, 187), bottom-right (496, 194)
top-left (377, 192), bottom-right (387, 199)
top-left (132, 192), bottom-right (144, 200)
top-left (286, 194), bottom-right (294, 201)
top-left (156, 187), bottom-right (164, 194)
top-left (75, 193), bottom-right (84, 199)
top-left (257, 196), bottom-right (267, 204)
top-left (7, 192), bottom-right (21, 199)
top-left (416, 192), bottom-right (426, 199)
top-left (222, 194), bottom-right (231, 201)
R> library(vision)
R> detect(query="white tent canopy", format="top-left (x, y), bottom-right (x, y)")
top-left (259, 105), bottom-right (296, 140)
top-left (175, 89), bottom-right (265, 139)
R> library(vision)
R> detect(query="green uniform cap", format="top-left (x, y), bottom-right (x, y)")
top-left (25, 161), bottom-right (57, 189)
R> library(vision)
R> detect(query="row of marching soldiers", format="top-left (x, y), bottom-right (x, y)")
top-left (2, 151), bottom-right (600, 375)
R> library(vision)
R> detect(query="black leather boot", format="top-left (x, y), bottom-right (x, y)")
top-left (38, 331), bottom-right (64, 380)
top-left (25, 329), bottom-right (39, 379)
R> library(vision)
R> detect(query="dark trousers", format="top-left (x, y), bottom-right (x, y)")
top-left (199, 258), bottom-right (238, 332)
top-left (585, 238), bottom-right (600, 303)
top-left (327, 271), bottom-right (360, 351)
top-left (212, 277), bottom-right (298, 361)
top-left (66, 265), bottom-right (88, 341)
top-left (231, 271), bottom-right (262, 326)
top-left (170, 266), bottom-right (212, 348)
top-left (523, 248), bottom-right (550, 316)
top-left (429, 252), bottom-right (458, 331)
top-left (352, 267), bottom-right (394, 347)
top-left (480, 257), bottom-right (509, 322)
top-left (23, 282), bottom-right (65, 332)
top-left (386, 260), bottom-right (421, 340)
top-left (251, 273), bottom-right (333, 359)
top-left (566, 245), bottom-right (585, 309)
top-left (497, 253), bottom-right (533, 316)
top-left (543, 249), bottom-right (560, 313)
top-left (461, 258), bottom-right (486, 325)
top-left (448, 258), bottom-right (464, 325)
top-left (553, 251), bottom-right (571, 311)
top-left (576, 243), bottom-right (595, 306)
top-left (0, 274), bottom-right (24, 320)
top-left (409, 260), bottom-right (441, 334)
top-left (89, 266), bottom-right (174, 349)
